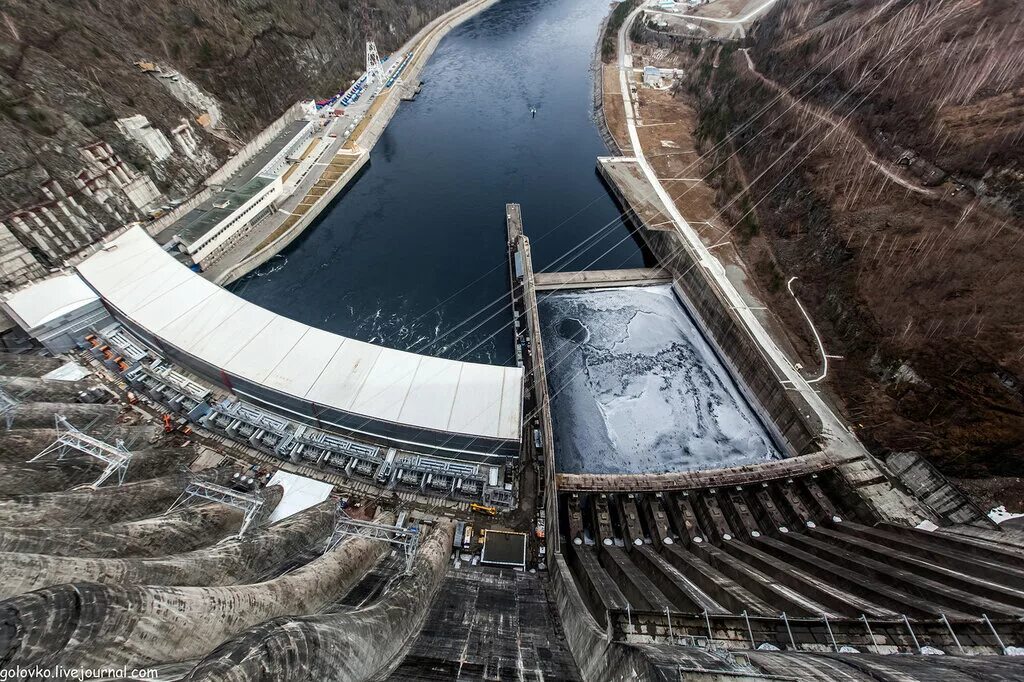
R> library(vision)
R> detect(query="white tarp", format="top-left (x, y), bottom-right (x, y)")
top-left (76, 227), bottom-right (522, 443)
top-left (265, 470), bottom-right (333, 524)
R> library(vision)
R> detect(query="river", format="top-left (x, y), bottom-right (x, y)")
top-left (230, 0), bottom-right (647, 365)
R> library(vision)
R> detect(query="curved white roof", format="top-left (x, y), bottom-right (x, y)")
top-left (77, 228), bottom-right (522, 443)
top-left (2, 272), bottom-right (99, 330)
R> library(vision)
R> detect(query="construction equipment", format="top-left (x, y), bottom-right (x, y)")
top-left (471, 503), bottom-right (497, 516)
top-left (163, 414), bottom-right (173, 433)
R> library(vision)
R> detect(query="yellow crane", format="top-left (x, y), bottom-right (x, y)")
top-left (470, 503), bottom-right (497, 516)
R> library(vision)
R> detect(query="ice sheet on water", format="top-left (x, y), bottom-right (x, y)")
top-left (538, 285), bottom-right (779, 474)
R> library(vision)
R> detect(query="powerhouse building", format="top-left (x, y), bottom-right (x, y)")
top-left (76, 227), bottom-right (523, 461)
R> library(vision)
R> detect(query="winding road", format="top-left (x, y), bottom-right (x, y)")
top-left (615, 1), bottom-right (865, 455)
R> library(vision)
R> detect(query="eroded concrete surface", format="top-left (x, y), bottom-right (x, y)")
top-left (539, 284), bottom-right (778, 474)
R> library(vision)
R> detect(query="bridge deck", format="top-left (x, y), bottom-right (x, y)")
top-left (533, 267), bottom-right (671, 291)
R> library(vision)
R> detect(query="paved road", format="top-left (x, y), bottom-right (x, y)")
top-left (738, 48), bottom-right (935, 197)
top-left (616, 1), bottom-right (864, 454)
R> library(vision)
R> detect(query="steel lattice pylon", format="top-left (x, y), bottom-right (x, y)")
top-left (325, 506), bottom-right (420, 573)
top-left (366, 41), bottom-right (385, 85)
top-left (165, 481), bottom-right (265, 537)
top-left (31, 415), bottom-right (133, 487)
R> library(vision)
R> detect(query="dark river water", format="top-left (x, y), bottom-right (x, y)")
top-left (230, 0), bottom-right (645, 365)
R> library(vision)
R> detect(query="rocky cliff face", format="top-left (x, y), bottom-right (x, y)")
top-left (668, 0), bottom-right (1024, 487)
top-left (0, 0), bottom-right (459, 286)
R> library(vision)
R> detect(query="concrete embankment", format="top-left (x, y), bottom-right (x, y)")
top-left (215, 0), bottom-right (500, 286)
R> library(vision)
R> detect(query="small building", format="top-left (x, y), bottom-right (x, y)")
top-left (1, 272), bottom-right (112, 353)
top-left (240, 119), bottom-right (316, 182)
top-left (643, 66), bottom-right (665, 88)
top-left (171, 175), bottom-right (283, 268)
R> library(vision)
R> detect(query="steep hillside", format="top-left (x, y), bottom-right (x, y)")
top-left (0, 0), bottom-right (459, 281)
top-left (671, 0), bottom-right (1024, 489)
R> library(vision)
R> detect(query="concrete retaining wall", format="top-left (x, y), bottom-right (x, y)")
top-left (885, 452), bottom-right (995, 528)
top-left (205, 101), bottom-right (314, 188)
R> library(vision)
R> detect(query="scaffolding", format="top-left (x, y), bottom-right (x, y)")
top-left (164, 481), bottom-right (265, 537)
top-left (31, 415), bottom-right (134, 487)
top-left (0, 386), bottom-right (17, 430)
top-left (326, 507), bottom-right (420, 573)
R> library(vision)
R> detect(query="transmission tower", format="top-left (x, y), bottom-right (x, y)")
top-left (366, 42), bottom-right (385, 84)
top-left (362, 0), bottom-right (385, 84)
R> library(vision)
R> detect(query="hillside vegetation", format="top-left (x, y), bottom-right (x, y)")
top-left (0, 0), bottom-right (458, 215)
top-left (675, 0), bottom-right (1024, 484)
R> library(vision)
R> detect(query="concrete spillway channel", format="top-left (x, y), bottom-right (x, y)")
top-left (0, 486), bottom-right (324, 600)
top-left (182, 519), bottom-right (456, 682)
top-left (0, 516), bottom-right (391, 672)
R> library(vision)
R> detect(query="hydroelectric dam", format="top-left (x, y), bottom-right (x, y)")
top-left (1, 0), bottom-right (1024, 679)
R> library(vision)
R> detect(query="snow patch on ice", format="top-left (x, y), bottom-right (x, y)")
top-left (539, 285), bottom-right (780, 474)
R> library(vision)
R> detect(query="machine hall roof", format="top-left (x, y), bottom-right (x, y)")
top-left (76, 227), bottom-right (523, 445)
top-left (1, 271), bottom-right (99, 330)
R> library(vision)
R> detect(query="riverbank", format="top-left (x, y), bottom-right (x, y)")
top-left (228, 0), bottom-right (642, 363)
top-left (211, 0), bottom-right (501, 286)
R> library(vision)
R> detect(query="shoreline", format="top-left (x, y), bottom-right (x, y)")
top-left (214, 0), bottom-right (501, 286)
top-left (591, 14), bottom-right (623, 157)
